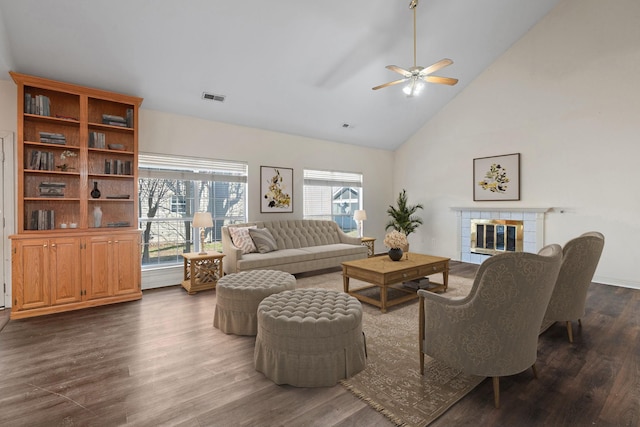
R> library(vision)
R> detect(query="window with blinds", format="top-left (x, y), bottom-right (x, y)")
top-left (138, 153), bottom-right (247, 268)
top-left (303, 169), bottom-right (363, 233)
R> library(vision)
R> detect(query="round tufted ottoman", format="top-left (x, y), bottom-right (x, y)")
top-left (254, 288), bottom-right (366, 387)
top-left (213, 270), bottom-right (296, 336)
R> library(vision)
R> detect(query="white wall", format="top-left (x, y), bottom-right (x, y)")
top-left (140, 109), bottom-right (393, 242)
top-left (394, 0), bottom-right (640, 288)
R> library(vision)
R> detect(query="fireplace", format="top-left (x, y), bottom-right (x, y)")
top-left (452, 207), bottom-right (550, 265)
top-left (470, 219), bottom-right (524, 255)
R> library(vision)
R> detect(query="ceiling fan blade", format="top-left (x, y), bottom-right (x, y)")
top-left (372, 78), bottom-right (408, 91)
top-left (386, 65), bottom-right (412, 77)
top-left (419, 58), bottom-right (453, 77)
top-left (423, 75), bottom-right (459, 86)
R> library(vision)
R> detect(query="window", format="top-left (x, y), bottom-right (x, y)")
top-left (138, 153), bottom-right (247, 268)
top-left (303, 169), bottom-right (363, 234)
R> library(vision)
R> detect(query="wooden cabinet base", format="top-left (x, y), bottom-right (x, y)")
top-left (10, 292), bottom-right (141, 320)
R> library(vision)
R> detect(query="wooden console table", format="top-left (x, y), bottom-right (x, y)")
top-left (181, 252), bottom-right (225, 295)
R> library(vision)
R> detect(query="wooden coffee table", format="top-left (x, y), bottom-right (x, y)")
top-left (342, 252), bottom-right (450, 313)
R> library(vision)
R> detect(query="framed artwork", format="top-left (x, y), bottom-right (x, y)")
top-left (473, 153), bottom-right (520, 201)
top-left (260, 166), bottom-right (293, 213)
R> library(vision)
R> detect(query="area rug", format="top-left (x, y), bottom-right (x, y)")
top-left (295, 271), bottom-right (483, 427)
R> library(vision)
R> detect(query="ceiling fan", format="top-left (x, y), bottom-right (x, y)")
top-left (372, 0), bottom-right (458, 96)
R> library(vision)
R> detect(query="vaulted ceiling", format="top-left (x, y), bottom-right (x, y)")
top-left (0, 0), bottom-right (560, 151)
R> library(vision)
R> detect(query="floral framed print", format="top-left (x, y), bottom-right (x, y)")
top-left (473, 153), bottom-right (520, 201)
top-left (261, 166), bottom-right (293, 213)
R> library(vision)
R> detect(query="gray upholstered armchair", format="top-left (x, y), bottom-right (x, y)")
top-left (418, 244), bottom-right (563, 408)
top-left (544, 232), bottom-right (605, 342)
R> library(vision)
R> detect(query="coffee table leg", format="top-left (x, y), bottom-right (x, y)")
top-left (381, 286), bottom-right (388, 313)
top-left (443, 265), bottom-right (449, 291)
top-left (343, 274), bottom-right (350, 293)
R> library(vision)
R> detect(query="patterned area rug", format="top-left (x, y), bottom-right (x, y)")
top-left (295, 270), bottom-right (483, 427)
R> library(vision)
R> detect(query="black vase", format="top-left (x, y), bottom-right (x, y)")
top-left (90, 181), bottom-right (101, 199)
top-left (388, 248), bottom-right (403, 261)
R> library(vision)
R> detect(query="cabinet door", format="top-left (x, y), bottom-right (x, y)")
top-left (11, 239), bottom-right (50, 310)
top-left (85, 235), bottom-right (113, 300)
top-left (50, 237), bottom-right (82, 305)
top-left (112, 234), bottom-right (140, 295)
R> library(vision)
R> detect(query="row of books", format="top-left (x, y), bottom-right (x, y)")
top-left (104, 159), bottom-right (133, 175)
top-left (88, 132), bottom-right (106, 148)
top-left (39, 182), bottom-right (66, 197)
top-left (28, 150), bottom-right (55, 171)
top-left (24, 93), bottom-right (51, 116)
top-left (102, 109), bottom-right (133, 128)
top-left (29, 209), bottom-right (55, 230)
top-left (39, 132), bottom-right (66, 145)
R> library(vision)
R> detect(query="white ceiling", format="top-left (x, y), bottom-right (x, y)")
top-left (0, 0), bottom-right (560, 151)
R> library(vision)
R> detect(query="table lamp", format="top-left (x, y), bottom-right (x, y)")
top-left (353, 209), bottom-right (367, 238)
top-left (193, 212), bottom-right (213, 254)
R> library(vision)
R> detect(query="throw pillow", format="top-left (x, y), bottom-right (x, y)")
top-left (249, 228), bottom-right (278, 253)
top-left (228, 226), bottom-right (257, 254)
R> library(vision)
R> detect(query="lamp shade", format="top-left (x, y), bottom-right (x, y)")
top-left (192, 212), bottom-right (213, 228)
top-left (353, 210), bottom-right (367, 221)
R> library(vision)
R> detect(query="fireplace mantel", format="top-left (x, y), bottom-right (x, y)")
top-left (450, 207), bottom-right (551, 213)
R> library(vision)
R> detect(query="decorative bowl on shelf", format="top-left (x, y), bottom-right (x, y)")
top-left (107, 144), bottom-right (124, 150)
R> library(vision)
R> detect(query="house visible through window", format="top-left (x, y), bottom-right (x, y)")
top-left (303, 169), bottom-right (363, 234)
top-left (138, 153), bottom-right (247, 268)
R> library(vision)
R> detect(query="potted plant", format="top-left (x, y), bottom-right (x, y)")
top-left (385, 189), bottom-right (423, 250)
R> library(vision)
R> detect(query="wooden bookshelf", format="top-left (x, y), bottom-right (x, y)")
top-left (9, 72), bottom-right (144, 319)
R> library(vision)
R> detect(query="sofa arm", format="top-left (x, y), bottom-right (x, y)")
top-left (221, 226), bottom-right (242, 274)
top-left (337, 228), bottom-right (363, 246)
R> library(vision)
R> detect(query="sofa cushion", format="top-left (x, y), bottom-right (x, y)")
top-left (238, 249), bottom-right (316, 270)
top-left (249, 228), bottom-right (278, 253)
top-left (299, 243), bottom-right (367, 259)
top-left (229, 226), bottom-right (257, 254)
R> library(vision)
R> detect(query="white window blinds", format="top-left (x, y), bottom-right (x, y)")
top-left (138, 153), bottom-right (247, 182)
top-left (303, 169), bottom-right (363, 187)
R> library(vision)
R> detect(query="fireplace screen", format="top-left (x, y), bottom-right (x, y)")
top-left (470, 219), bottom-right (524, 256)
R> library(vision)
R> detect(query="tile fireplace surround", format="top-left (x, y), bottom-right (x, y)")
top-left (452, 207), bottom-right (550, 264)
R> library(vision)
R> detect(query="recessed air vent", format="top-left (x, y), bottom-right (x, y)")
top-left (202, 92), bottom-right (226, 102)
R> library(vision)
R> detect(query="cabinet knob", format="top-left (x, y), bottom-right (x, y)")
top-left (43, 243), bottom-right (48, 248)
top-left (114, 240), bottom-right (119, 244)
top-left (108, 241), bottom-right (113, 244)
top-left (51, 243), bottom-right (56, 248)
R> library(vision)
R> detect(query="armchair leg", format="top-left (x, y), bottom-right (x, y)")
top-left (420, 351), bottom-right (424, 375)
top-left (531, 363), bottom-right (538, 379)
top-left (492, 377), bottom-right (500, 408)
top-left (566, 321), bottom-right (574, 343)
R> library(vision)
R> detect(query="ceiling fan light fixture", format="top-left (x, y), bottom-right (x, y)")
top-left (403, 78), bottom-right (425, 97)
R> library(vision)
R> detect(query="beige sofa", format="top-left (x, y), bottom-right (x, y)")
top-left (221, 219), bottom-right (368, 275)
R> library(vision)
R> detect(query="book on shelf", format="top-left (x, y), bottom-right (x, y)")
top-left (106, 195), bottom-right (130, 199)
top-left (39, 132), bottom-right (66, 145)
top-left (104, 159), bottom-right (132, 175)
top-left (107, 221), bottom-right (131, 228)
top-left (126, 108), bottom-right (133, 127)
top-left (38, 181), bottom-right (66, 197)
top-left (28, 150), bottom-right (55, 171)
top-left (88, 132), bottom-right (106, 148)
top-left (102, 114), bottom-right (128, 127)
top-left (30, 209), bottom-right (55, 230)
top-left (24, 93), bottom-right (51, 116)
top-left (403, 277), bottom-right (431, 290)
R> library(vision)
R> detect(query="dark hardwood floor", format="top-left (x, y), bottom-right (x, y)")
top-left (1, 262), bottom-right (638, 426)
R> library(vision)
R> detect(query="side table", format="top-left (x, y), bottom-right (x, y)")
top-left (361, 237), bottom-right (376, 257)
top-left (181, 252), bottom-right (225, 295)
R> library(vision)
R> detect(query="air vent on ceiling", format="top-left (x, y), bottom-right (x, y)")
top-left (202, 92), bottom-right (226, 102)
